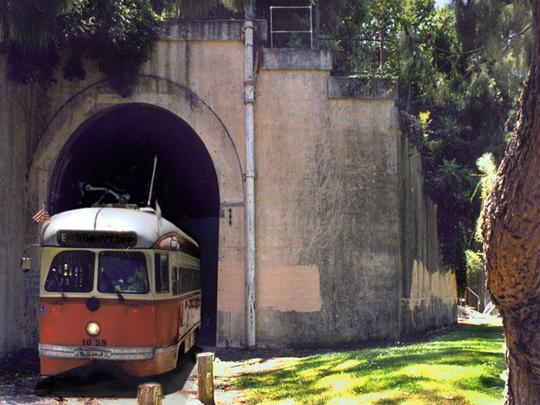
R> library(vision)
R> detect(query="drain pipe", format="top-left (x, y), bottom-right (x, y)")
top-left (244, 7), bottom-right (256, 348)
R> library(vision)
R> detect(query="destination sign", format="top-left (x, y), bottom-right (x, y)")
top-left (57, 230), bottom-right (137, 248)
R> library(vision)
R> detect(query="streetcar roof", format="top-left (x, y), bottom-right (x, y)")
top-left (40, 207), bottom-right (198, 249)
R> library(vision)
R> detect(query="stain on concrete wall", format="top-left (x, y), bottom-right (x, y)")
top-left (218, 260), bottom-right (245, 313)
top-left (398, 136), bottom-right (457, 335)
top-left (258, 265), bottom-right (322, 312)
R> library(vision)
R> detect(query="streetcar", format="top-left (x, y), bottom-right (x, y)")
top-left (33, 204), bottom-right (201, 377)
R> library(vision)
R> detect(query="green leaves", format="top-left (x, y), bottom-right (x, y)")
top-left (0, 0), bottom-right (158, 88)
top-left (81, 0), bottom-right (159, 95)
top-left (0, 0), bottom-right (66, 82)
top-left (473, 152), bottom-right (497, 242)
top-left (0, 0), bottom-right (243, 93)
top-left (465, 248), bottom-right (483, 283)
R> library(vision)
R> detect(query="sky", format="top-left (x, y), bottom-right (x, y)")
top-left (435, 0), bottom-right (452, 7)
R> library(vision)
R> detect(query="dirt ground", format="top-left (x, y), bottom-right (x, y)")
top-left (0, 349), bottom-right (237, 405)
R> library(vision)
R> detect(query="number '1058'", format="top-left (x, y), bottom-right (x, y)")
top-left (82, 338), bottom-right (107, 346)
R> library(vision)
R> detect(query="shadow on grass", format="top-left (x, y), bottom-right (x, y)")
top-left (231, 322), bottom-right (505, 404)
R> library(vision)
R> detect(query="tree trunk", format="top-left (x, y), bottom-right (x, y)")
top-left (482, 1), bottom-right (540, 403)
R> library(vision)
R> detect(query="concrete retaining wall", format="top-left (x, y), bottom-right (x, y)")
top-left (398, 137), bottom-right (457, 335)
top-left (0, 59), bottom-right (44, 351)
top-left (0, 20), bottom-right (456, 356)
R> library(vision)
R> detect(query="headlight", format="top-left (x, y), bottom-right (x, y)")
top-left (86, 321), bottom-right (101, 337)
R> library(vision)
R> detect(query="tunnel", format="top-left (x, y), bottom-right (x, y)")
top-left (48, 103), bottom-right (220, 346)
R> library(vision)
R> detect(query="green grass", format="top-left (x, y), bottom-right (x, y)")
top-left (218, 320), bottom-right (506, 404)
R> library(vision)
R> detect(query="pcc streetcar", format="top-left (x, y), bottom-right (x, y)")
top-left (34, 204), bottom-right (201, 377)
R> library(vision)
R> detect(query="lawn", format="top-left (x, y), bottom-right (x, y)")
top-left (215, 320), bottom-right (506, 404)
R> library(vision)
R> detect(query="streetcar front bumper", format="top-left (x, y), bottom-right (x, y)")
top-left (38, 343), bottom-right (158, 361)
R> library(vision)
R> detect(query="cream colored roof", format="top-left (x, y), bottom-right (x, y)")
top-left (41, 207), bottom-right (198, 249)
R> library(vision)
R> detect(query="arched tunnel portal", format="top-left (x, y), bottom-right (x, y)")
top-left (48, 103), bottom-right (220, 346)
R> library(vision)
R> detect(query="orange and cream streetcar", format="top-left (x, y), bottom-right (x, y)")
top-left (36, 204), bottom-right (201, 377)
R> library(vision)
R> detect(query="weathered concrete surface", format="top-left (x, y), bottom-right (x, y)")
top-left (0, 58), bottom-right (45, 353)
top-left (254, 60), bottom-right (404, 346)
top-left (261, 48), bottom-right (333, 71)
top-left (398, 137), bottom-right (457, 335)
top-left (160, 18), bottom-right (267, 41)
top-left (2, 21), bottom-right (249, 352)
top-left (328, 77), bottom-right (398, 100)
top-left (257, 265), bottom-right (322, 312)
top-left (254, 59), bottom-right (455, 347)
top-left (30, 75), bottom-right (247, 348)
top-left (0, 19), bottom-right (456, 356)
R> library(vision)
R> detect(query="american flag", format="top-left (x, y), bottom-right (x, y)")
top-left (32, 208), bottom-right (50, 223)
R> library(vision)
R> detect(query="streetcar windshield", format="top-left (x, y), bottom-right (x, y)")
top-left (45, 251), bottom-right (95, 293)
top-left (98, 251), bottom-right (149, 294)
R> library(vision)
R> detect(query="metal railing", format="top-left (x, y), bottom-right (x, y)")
top-left (269, 5), bottom-right (313, 49)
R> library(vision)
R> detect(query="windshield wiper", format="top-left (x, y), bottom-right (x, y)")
top-left (112, 285), bottom-right (125, 302)
top-left (52, 272), bottom-right (67, 300)
top-left (100, 270), bottom-right (125, 301)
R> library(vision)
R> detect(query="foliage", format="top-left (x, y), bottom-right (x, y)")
top-left (219, 320), bottom-right (505, 404)
top-left (415, 1), bottom-right (527, 290)
top-left (63, 0), bottom-right (160, 96)
top-left (0, 0), bottom-right (530, 289)
top-left (465, 248), bottom-right (483, 286)
top-left (463, 153), bottom-right (496, 292)
top-left (318, 0), bottom-right (530, 291)
top-left (0, 0), bottom-right (244, 95)
top-left (319, 0), bottom-right (369, 74)
top-left (474, 152), bottom-right (497, 242)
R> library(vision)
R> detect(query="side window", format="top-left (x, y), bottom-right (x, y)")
top-left (154, 253), bottom-right (169, 293)
top-left (177, 267), bottom-right (200, 294)
top-left (178, 267), bottom-right (185, 294)
top-left (172, 267), bottom-right (179, 295)
top-left (182, 267), bottom-right (189, 294)
top-left (178, 267), bottom-right (184, 294)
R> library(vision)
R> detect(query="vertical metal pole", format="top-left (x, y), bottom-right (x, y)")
top-left (244, 8), bottom-right (256, 347)
top-left (314, 2), bottom-right (320, 50)
top-left (269, 7), bottom-right (274, 48)
top-left (309, 6), bottom-right (313, 49)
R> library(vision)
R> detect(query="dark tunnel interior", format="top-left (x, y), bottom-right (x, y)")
top-left (49, 103), bottom-right (220, 346)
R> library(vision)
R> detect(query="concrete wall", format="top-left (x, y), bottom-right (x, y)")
top-left (0, 59), bottom-right (45, 351)
top-left (398, 136), bottom-right (457, 335)
top-left (5, 20), bottom-right (252, 352)
top-left (0, 20), bottom-right (456, 356)
top-left (256, 50), bottom-right (400, 346)
top-left (254, 50), bottom-right (455, 347)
